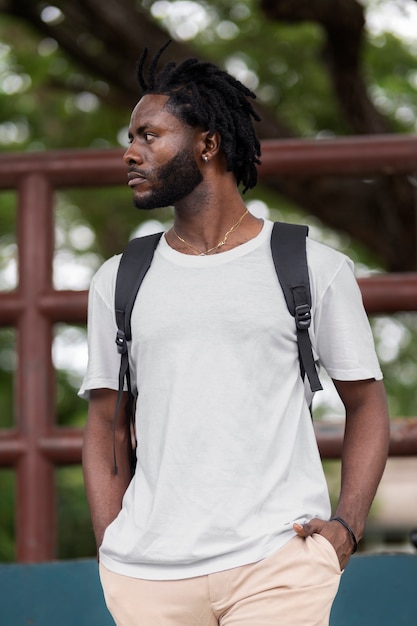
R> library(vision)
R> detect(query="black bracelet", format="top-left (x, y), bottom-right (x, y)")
top-left (330, 516), bottom-right (358, 554)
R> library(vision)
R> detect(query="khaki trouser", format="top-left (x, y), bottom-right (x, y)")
top-left (99, 534), bottom-right (342, 626)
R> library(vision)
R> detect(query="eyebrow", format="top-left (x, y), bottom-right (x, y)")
top-left (129, 124), bottom-right (146, 135)
top-left (129, 122), bottom-right (160, 137)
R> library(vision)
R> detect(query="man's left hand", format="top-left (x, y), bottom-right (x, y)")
top-left (293, 517), bottom-right (354, 570)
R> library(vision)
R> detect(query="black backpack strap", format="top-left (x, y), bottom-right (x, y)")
top-left (270, 222), bottom-right (323, 393)
top-left (112, 231), bottom-right (163, 474)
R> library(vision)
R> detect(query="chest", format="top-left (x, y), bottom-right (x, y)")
top-left (130, 252), bottom-right (297, 348)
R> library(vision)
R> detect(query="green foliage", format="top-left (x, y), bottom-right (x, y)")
top-left (2, 1), bottom-right (416, 155)
top-left (0, 16), bottom-right (126, 152)
top-left (0, 471), bottom-right (15, 561)
top-left (0, 329), bottom-right (15, 428)
top-left (0, 191), bottom-right (16, 240)
top-left (372, 313), bottom-right (417, 417)
top-left (364, 32), bottom-right (417, 132)
top-left (195, 2), bottom-right (342, 136)
top-left (56, 467), bottom-right (96, 559)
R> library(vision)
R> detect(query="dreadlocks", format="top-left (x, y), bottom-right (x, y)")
top-left (136, 41), bottom-right (262, 193)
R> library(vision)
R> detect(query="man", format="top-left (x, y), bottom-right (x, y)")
top-left (81, 43), bottom-right (390, 626)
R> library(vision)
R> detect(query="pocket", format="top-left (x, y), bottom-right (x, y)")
top-left (311, 533), bottom-right (343, 574)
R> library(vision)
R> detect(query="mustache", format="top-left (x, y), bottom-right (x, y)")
top-left (128, 167), bottom-right (147, 177)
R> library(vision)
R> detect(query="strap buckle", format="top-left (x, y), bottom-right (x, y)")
top-left (295, 304), bottom-right (311, 330)
top-left (115, 329), bottom-right (127, 355)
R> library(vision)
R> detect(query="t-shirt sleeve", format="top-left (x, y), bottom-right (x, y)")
top-left (78, 257), bottom-right (122, 399)
top-left (311, 256), bottom-right (383, 382)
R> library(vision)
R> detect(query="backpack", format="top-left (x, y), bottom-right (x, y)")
top-left (112, 222), bottom-right (322, 474)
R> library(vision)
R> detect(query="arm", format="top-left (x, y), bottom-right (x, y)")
top-left (294, 378), bottom-right (390, 569)
top-left (82, 388), bottom-right (133, 552)
top-left (333, 378), bottom-right (390, 540)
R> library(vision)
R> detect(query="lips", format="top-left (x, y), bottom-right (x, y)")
top-left (127, 171), bottom-right (146, 187)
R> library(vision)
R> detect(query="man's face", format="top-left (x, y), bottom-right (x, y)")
top-left (124, 94), bottom-right (203, 210)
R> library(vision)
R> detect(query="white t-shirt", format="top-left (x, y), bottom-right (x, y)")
top-left (79, 220), bottom-right (382, 580)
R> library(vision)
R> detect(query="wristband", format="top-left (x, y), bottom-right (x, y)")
top-left (330, 516), bottom-right (358, 554)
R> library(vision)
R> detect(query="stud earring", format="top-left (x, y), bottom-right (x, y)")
top-left (203, 155), bottom-right (209, 163)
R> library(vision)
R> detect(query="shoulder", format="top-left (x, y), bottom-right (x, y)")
top-left (306, 236), bottom-right (352, 269)
top-left (306, 236), bottom-right (354, 277)
top-left (269, 221), bottom-right (352, 273)
top-left (305, 236), bottom-right (357, 304)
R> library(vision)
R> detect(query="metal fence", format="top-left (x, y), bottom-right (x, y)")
top-left (1, 137), bottom-right (417, 562)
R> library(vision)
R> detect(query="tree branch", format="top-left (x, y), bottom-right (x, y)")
top-left (1, 0), bottom-right (416, 269)
top-left (260, 0), bottom-right (391, 133)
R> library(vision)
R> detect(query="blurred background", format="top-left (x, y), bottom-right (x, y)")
top-left (1, 0), bottom-right (417, 561)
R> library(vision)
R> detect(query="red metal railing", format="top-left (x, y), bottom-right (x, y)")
top-left (1, 136), bottom-right (417, 562)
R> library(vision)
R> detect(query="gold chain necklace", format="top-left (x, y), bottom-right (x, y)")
top-left (172, 209), bottom-right (249, 256)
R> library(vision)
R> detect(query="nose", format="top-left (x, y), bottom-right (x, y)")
top-left (123, 142), bottom-right (143, 165)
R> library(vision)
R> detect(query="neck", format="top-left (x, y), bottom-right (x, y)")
top-left (173, 208), bottom-right (250, 256)
top-left (168, 201), bottom-right (262, 256)
top-left (167, 170), bottom-right (262, 254)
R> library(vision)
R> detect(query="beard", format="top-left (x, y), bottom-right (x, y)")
top-left (132, 148), bottom-right (203, 210)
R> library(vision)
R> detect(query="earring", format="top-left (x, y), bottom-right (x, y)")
top-left (203, 155), bottom-right (209, 163)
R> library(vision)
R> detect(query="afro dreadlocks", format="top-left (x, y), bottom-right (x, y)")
top-left (136, 41), bottom-right (262, 193)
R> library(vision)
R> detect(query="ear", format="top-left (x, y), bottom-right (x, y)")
top-left (199, 130), bottom-right (222, 164)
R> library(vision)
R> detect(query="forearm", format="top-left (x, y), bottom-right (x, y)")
top-left (294, 379), bottom-right (389, 568)
top-left (334, 379), bottom-right (390, 540)
top-left (82, 391), bottom-right (132, 550)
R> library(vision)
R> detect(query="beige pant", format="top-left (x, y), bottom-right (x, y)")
top-left (99, 534), bottom-right (342, 626)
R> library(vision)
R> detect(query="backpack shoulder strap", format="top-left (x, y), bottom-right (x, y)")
top-left (112, 231), bottom-right (163, 474)
top-left (270, 222), bottom-right (322, 393)
top-left (115, 232), bottom-right (163, 349)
